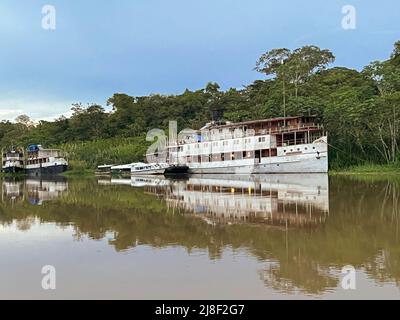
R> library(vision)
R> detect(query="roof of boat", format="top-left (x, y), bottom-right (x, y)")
top-left (111, 162), bottom-right (168, 170)
top-left (97, 164), bottom-right (114, 169)
top-left (132, 162), bottom-right (147, 167)
top-left (111, 163), bottom-right (138, 169)
top-left (203, 115), bottom-right (316, 130)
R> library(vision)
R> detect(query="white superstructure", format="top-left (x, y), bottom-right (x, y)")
top-left (131, 162), bottom-right (169, 175)
top-left (1, 149), bottom-right (25, 173)
top-left (25, 144), bottom-right (68, 176)
top-left (148, 116), bottom-right (328, 174)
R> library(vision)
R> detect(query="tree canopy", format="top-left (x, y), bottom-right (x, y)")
top-left (1, 42), bottom-right (399, 169)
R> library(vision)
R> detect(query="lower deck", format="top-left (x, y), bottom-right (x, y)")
top-left (178, 139), bottom-right (328, 174)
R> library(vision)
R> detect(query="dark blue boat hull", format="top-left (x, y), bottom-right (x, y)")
top-left (2, 166), bottom-right (25, 174)
top-left (26, 165), bottom-right (68, 177)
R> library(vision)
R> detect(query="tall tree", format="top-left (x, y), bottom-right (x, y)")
top-left (255, 48), bottom-right (291, 122)
top-left (363, 60), bottom-right (400, 163)
top-left (286, 46), bottom-right (335, 103)
top-left (15, 114), bottom-right (34, 127)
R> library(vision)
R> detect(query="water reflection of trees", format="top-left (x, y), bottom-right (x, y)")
top-left (0, 176), bottom-right (399, 294)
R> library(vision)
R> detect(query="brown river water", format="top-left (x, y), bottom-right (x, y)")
top-left (0, 174), bottom-right (399, 299)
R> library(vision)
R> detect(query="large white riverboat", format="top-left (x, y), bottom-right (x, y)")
top-left (148, 116), bottom-right (328, 174)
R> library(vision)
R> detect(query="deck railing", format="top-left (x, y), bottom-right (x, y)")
top-left (174, 123), bottom-right (323, 144)
top-left (255, 123), bottom-right (322, 136)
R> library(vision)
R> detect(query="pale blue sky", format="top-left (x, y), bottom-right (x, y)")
top-left (0, 0), bottom-right (398, 120)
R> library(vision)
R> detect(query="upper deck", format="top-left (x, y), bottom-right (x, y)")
top-left (26, 145), bottom-right (62, 160)
top-left (1, 149), bottom-right (24, 166)
top-left (173, 116), bottom-right (323, 146)
top-left (2, 151), bottom-right (23, 160)
top-left (204, 115), bottom-right (321, 136)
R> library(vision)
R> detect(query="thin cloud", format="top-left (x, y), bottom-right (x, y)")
top-left (0, 99), bottom-right (73, 122)
top-left (0, 109), bottom-right (24, 120)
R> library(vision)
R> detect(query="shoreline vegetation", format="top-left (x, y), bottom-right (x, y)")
top-left (1, 163), bottom-right (398, 178)
top-left (1, 41), bottom-right (399, 172)
top-left (330, 163), bottom-right (400, 175)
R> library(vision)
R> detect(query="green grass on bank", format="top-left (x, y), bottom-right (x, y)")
top-left (330, 163), bottom-right (400, 175)
top-left (60, 169), bottom-right (95, 178)
top-left (0, 172), bottom-right (26, 178)
top-left (58, 136), bottom-right (150, 169)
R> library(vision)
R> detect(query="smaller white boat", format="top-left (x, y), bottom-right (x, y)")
top-left (2, 148), bottom-right (25, 174)
top-left (96, 164), bottom-right (114, 175)
top-left (111, 163), bottom-right (137, 174)
top-left (131, 162), bottom-right (169, 175)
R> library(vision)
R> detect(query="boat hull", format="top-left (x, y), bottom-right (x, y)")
top-left (131, 169), bottom-right (165, 175)
top-left (164, 165), bottom-right (189, 176)
top-left (187, 152), bottom-right (328, 174)
top-left (2, 166), bottom-right (25, 174)
top-left (111, 169), bottom-right (131, 176)
top-left (26, 164), bottom-right (68, 177)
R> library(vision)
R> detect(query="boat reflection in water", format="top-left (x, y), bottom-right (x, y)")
top-left (1, 179), bottom-right (25, 204)
top-left (108, 174), bottom-right (329, 228)
top-left (1, 177), bottom-right (68, 205)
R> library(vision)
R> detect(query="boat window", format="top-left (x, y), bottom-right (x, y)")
top-left (261, 149), bottom-right (270, 157)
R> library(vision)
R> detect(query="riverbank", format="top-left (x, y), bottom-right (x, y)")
top-left (0, 172), bottom-right (26, 178)
top-left (66, 163), bottom-right (400, 178)
top-left (2, 163), bottom-right (399, 178)
top-left (61, 169), bottom-right (95, 177)
top-left (330, 163), bottom-right (400, 175)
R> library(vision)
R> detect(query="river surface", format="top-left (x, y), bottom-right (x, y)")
top-left (0, 174), bottom-right (399, 299)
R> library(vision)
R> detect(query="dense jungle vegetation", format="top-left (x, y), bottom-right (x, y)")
top-left (1, 41), bottom-right (399, 170)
